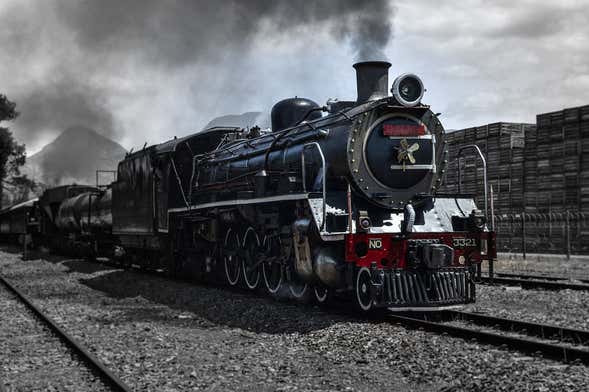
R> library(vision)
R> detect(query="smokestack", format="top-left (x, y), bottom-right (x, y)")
top-left (353, 61), bottom-right (391, 103)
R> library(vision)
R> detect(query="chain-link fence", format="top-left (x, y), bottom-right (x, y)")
top-left (493, 211), bottom-right (589, 256)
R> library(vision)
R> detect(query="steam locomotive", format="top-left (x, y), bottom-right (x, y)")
top-left (0, 61), bottom-right (496, 311)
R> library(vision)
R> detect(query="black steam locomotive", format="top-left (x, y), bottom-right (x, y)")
top-left (0, 61), bottom-right (496, 311)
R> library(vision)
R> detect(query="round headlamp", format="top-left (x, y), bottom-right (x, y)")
top-left (391, 73), bottom-right (424, 107)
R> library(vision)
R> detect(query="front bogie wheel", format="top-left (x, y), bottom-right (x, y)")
top-left (355, 267), bottom-right (374, 312)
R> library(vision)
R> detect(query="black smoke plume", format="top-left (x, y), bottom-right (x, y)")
top-left (0, 0), bottom-right (394, 148)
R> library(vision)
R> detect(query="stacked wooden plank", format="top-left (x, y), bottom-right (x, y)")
top-left (442, 122), bottom-right (533, 251)
top-left (441, 105), bottom-right (589, 254)
top-left (442, 123), bottom-right (531, 210)
top-left (523, 104), bottom-right (589, 253)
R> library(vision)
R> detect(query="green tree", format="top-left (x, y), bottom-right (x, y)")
top-left (0, 94), bottom-right (33, 207)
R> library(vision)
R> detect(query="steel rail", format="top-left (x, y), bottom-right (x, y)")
top-left (444, 310), bottom-right (589, 345)
top-left (489, 272), bottom-right (589, 285)
top-left (0, 274), bottom-right (133, 392)
top-left (388, 313), bottom-right (589, 364)
top-left (478, 276), bottom-right (589, 291)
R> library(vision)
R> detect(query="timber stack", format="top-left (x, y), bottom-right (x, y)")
top-left (523, 105), bottom-right (589, 253)
top-left (442, 105), bottom-right (589, 254)
top-left (442, 122), bottom-right (532, 251)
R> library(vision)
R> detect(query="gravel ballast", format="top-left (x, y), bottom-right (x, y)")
top-left (0, 274), bottom-right (110, 391)
top-left (466, 284), bottom-right (589, 331)
top-left (1, 247), bottom-right (589, 391)
top-left (486, 255), bottom-right (589, 280)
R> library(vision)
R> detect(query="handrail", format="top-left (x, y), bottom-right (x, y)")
top-left (301, 142), bottom-right (327, 230)
top-left (456, 144), bottom-right (489, 223)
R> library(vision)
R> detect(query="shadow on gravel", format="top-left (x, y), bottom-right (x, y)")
top-left (79, 269), bottom-right (351, 335)
top-left (0, 245), bottom-right (26, 255)
top-left (2, 247), bottom-right (353, 334)
top-left (1, 246), bottom-right (93, 268)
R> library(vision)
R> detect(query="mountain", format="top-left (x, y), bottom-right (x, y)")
top-left (23, 126), bottom-right (127, 187)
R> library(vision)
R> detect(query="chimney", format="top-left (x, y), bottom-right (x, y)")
top-left (353, 61), bottom-right (391, 103)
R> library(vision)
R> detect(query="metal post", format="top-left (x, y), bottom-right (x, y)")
top-left (509, 214), bottom-right (513, 253)
top-left (521, 213), bottom-right (526, 260)
top-left (22, 212), bottom-right (28, 261)
top-left (490, 185), bottom-right (495, 231)
top-left (488, 249), bottom-right (494, 282)
top-left (548, 201), bottom-right (552, 240)
top-left (488, 185), bottom-right (495, 282)
top-left (458, 156), bottom-right (462, 193)
top-left (566, 210), bottom-right (571, 260)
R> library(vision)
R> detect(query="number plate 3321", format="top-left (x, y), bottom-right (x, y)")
top-left (452, 237), bottom-right (477, 248)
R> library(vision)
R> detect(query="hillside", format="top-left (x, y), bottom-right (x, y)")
top-left (23, 126), bottom-right (127, 187)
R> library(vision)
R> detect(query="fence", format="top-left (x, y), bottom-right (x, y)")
top-left (494, 211), bottom-right (589, 257)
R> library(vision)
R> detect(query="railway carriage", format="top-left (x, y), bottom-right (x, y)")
top-left (0, 198), bottom-right (37, 244)
top-left (37, 184), bottom-right (111, 255)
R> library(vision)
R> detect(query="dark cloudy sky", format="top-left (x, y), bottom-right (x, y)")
top-left (0, 0), bottom-right (587, 153)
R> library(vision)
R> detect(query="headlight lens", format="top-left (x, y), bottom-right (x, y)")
top-left (391, 74), bottom-right (425, 107)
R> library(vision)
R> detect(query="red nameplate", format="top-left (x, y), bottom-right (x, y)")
top-left (382, 124), bottom-right (426, 136)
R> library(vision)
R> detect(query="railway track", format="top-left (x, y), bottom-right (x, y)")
top-left (479, 275), bottom-right (589, 291)
top-left (6, 250), bottom-right (588, 377)
top-left (0, 273), bottom-right (132, 392)
top-left (389, 310), bottom-right (589, 365)
top-left (490, 272), bottom-right (589, 284)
